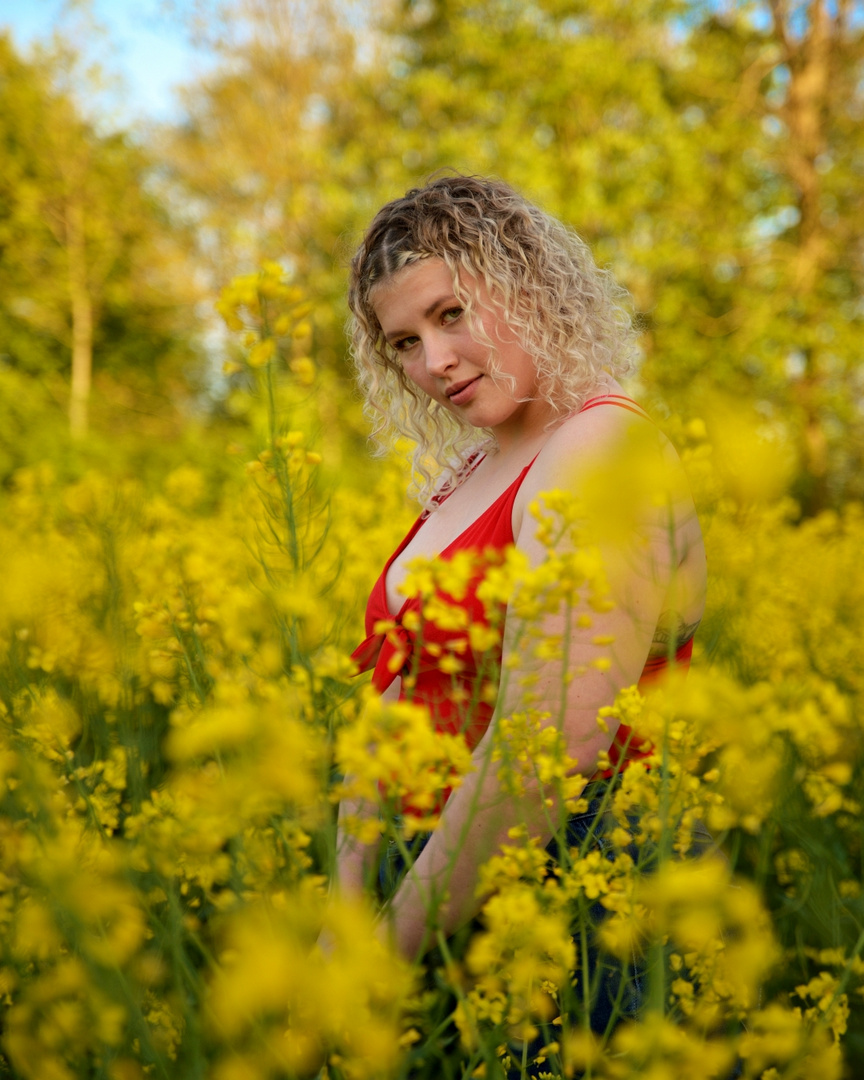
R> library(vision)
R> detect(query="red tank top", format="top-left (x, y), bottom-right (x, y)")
top-left (351, 395), bottom-right (694, 794)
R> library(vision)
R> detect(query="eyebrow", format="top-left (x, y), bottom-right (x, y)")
top-left (382, 294), bottom-right (456, 341)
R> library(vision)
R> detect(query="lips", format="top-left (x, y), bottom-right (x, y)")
top-left (445, 375), bottom-right (482, 402)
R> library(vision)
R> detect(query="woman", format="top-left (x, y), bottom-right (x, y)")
top-left (340, 174), bottom-right (706, 1045)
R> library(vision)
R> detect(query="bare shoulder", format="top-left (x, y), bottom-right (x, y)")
top-left (514, 404), bottom-right (696, 542)
top-left (522, 403), bottom-right (680, 493)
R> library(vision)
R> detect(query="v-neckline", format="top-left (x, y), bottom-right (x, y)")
top-left (381, 393), bottom-right (647, 616)
top-left (382, 456), bottom-right (537, 617)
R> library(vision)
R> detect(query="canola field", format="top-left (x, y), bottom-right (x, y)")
top-left (0, 268), bottom-right (863, 1080)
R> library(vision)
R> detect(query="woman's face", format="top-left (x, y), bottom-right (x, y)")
top-left (371, 258), bottom-right (553, 446)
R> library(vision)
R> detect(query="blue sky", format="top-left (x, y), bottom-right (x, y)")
top-left (0, 0), bottom-right (215, 125)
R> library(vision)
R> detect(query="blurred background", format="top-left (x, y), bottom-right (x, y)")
top-left (1, 0), bottom-right (862, 513)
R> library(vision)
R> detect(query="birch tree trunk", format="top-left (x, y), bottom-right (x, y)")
top-left (66, 196), bottom-right (93, 439)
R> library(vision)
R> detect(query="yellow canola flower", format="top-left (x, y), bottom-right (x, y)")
top-left (738, 1002), bottom-right (843, 1079)
top-left (7, 824), bottom-right (147, 1002)
top-left (247, 338), bottom-right (276, 368)
top-left (162, 684), bottom-right (324, 818)
top-left (259, 258), bottom-right (286, 279)
top-left (493, 710), bottom-right (586, 807)
top-left (163, 464), bottom-right (206, 509)
top-left (560, 1029), bottom-right (603, 1076)
top-left (15, 688), bottom-right (80, 763)
top-left (13, 898), bottom-right (63, 961)
top-left (434, 549), bottom-right (479, 601)
top-left (216, 301), bottom-right (244, 332)
top-left (335, 695), bottom-right (474, 834)
top-left (290, 357), bottom-right (315, 384)
top-left (165, 698), bottom-right (256, 760)
top-left (463, 883), bottom-right (574, 1031)
top-left (468, 622), bottom-right (501, 653)
top-left (503, 531), bottom-right (612, 626)
top-left (216, 265), bottom-right (309, 345)
top-left (475, 545), bottom-right (532, 611)
top-left (603, 1011), bottom-right (737, 1080)
top-left (563, 848), bottom-right (633, 903)
top-left (68, 877), bottom-right (146, 967)
top-left (795, 971), bottom-right (850, 1040)
top-left (635, 857), bottom-right (780, 1019)
top-left (205, 892), bottom-right (413, 1080)
top-left (437, 652), bottom-right (464, 675)
top-left (706, 400), bottom-right (797, 505)
top-left (476, 827), bottom-right (550, 895)
top-left (399, 559), bottom-right (439, 601)
top-left (423, 593), bottom-right (470, 632)
top-left (629, 666), bottom-right (862, 840)
top-left (3, 956), bottom-right (130, 1079)
top-left (3, 330), bottom-right (864, 1079)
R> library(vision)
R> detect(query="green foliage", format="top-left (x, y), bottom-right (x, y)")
top-left (367, 0), bottom-right (864, 509)
top-left (140, 1), bottom-right (864, 507)
top-left (0, 367), bottom-right (72, 482)
top-left (0, 33), bottom-right (200, 393)
top-left (4, 3), bottom-right (864, 501)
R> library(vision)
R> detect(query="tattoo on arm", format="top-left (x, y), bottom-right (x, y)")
top-left (648, 610), bottom-right (701, 658)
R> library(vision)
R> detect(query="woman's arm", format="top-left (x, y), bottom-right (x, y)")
top-left (378, 411), bottom-right (691, 959)
top-left (336, 793), bottom-right (381, 897)
top-left (335, 680), bottom-right (403, 897)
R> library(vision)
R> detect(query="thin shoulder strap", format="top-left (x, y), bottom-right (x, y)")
top-left (579, 394), bottom-right (650, 419)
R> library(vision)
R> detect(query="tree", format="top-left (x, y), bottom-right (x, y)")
top-left (164, 0), bottom-right (864, 507)
top-left (0, 33), bottom-right (201, 437)
top-left (161, 0), bottom-right (392, 372)
top-left (364, 0), bottom-right (864, 509)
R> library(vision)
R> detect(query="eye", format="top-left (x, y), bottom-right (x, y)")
top-left (392, 334), bottom-right (419, 353)
top-left (441, 306), bottom-right (462, 325)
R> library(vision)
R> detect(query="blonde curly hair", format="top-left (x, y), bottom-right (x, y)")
top-left (348, 174), bottom-right (636, 505)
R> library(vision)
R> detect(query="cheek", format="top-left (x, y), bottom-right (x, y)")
top-left (400, 361), bottom-right (435, 395)
top-left (508, 348), bottom-right (538, 384)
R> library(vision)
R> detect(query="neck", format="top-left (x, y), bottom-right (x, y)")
top-left (489, 399), bottom-right (559, 458)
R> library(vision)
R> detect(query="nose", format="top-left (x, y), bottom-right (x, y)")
top-left (423, 332), bottom-right (457, 377)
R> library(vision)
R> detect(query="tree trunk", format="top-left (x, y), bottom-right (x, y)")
top-left (66, 196), bottom-right (92, 439)
top-left (771, 0), bottom-right (833, 513)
